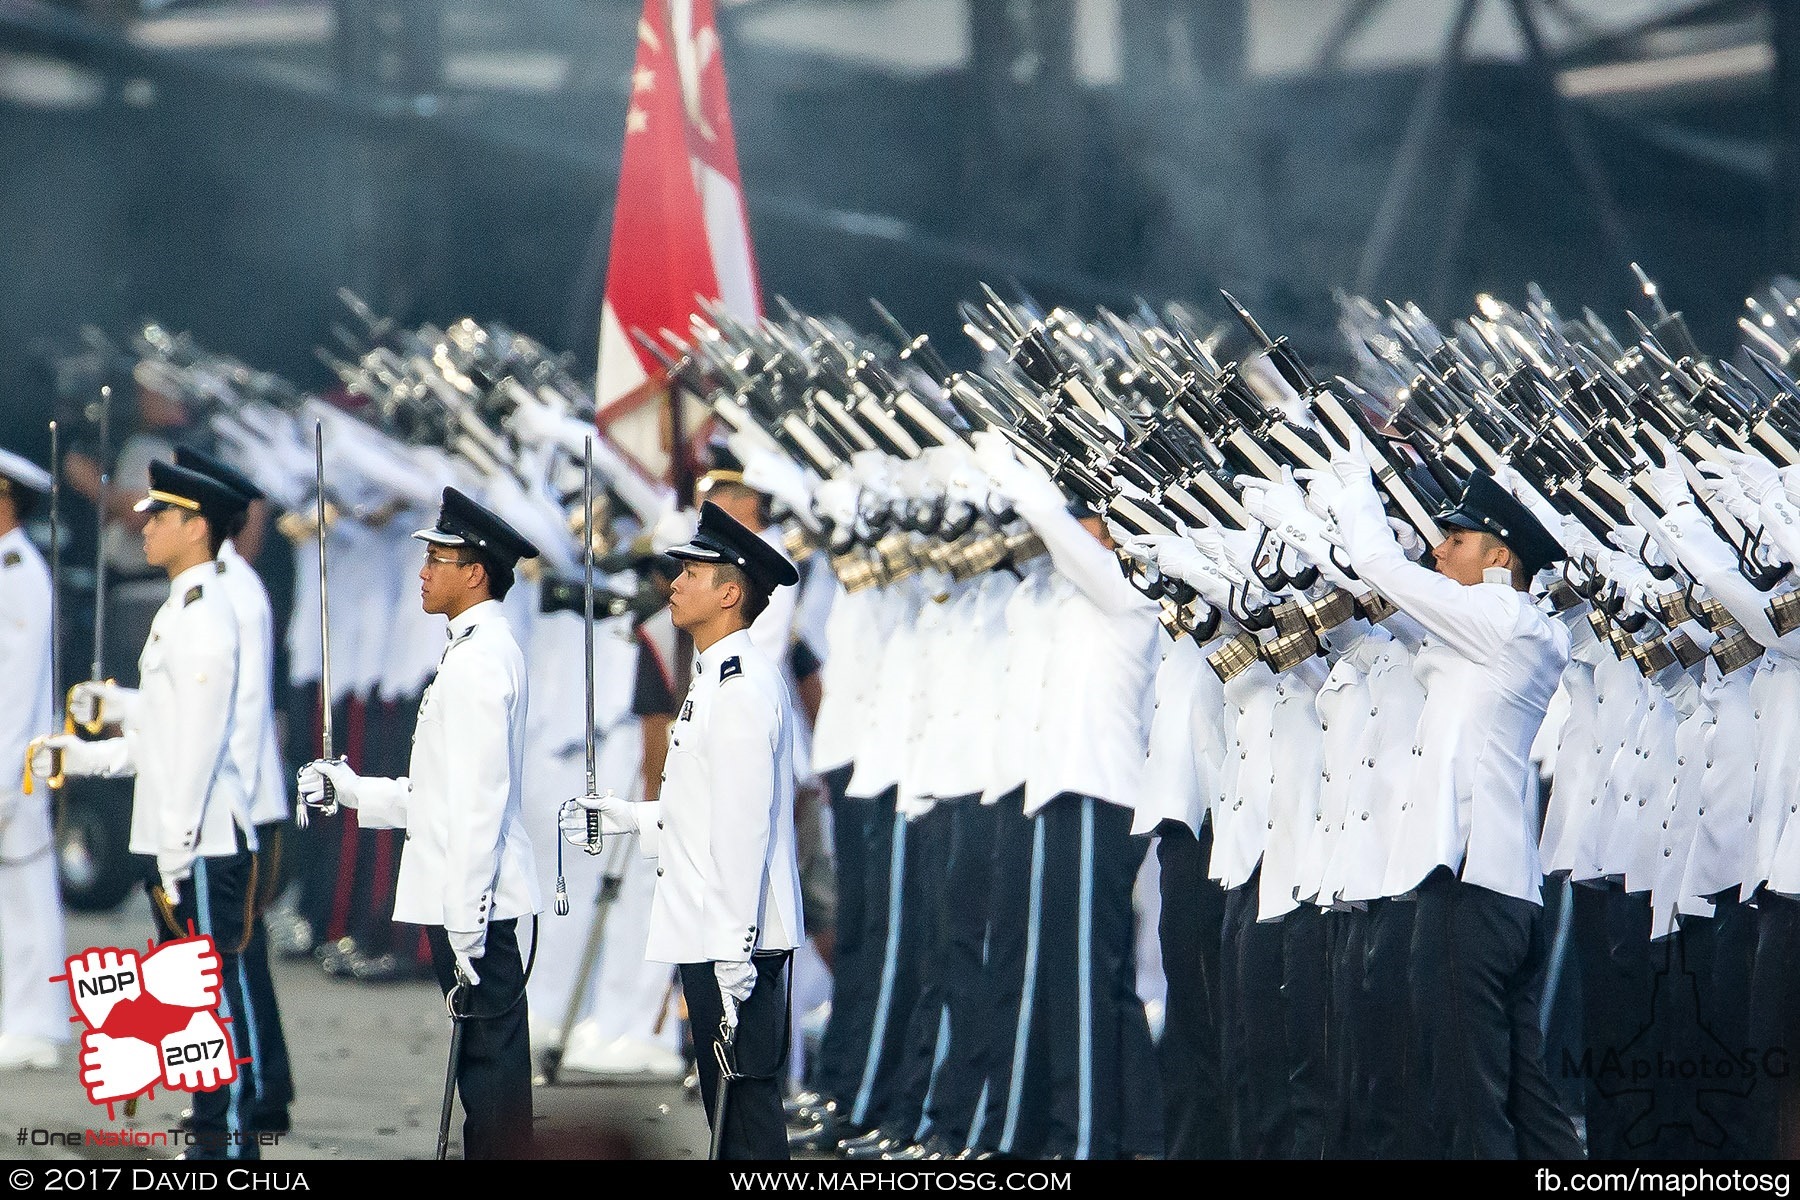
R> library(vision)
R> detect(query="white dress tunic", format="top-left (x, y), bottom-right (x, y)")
top-left (638, 627), bottom-right (804, 965)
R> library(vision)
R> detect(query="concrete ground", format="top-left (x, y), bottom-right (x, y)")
top-left (0, 894), bottom-right (711, 1161)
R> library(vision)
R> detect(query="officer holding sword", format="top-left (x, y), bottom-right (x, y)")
top-left (296, 486), bottom-right (542, 1160)
top-left (33, 459), bottom-right (262, 1158)
top-left (564, 500), bottom-right (803, 1160)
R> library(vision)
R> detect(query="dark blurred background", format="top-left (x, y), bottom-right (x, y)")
top-left (0, 0), bottom-right (1792, 465)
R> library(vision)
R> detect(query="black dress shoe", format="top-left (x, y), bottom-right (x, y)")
top-left (348, 951), bottom-right (402, 982)
top-left (882, 1140), bottom-right (945, 1161)
top-left (316, 936), bottom-right (359, 977)
top-left (840, 1128), bottom-right (907, 1160)
top-left (789, 1113), bottom-right (859, 1154)
top-left (252, 1107), bottom-right (290, 1134)
top-left (789, 1096), bottom-right (842, 1131)
top-left (785, 1090), bottom-right (826, 1121)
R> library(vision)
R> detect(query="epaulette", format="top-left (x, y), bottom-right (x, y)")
top-left (184, 586), bottom-right (203, 607)
top-left (2, 551), bottom-right (18, 568)
top-left (720, 655), bottom-right (742, 682)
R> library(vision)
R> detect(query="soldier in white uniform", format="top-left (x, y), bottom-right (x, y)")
top-left (0, 450), bottom-right (68, 1073)
top-left (166, 447), bottom-right (295, 1129)
top-left (37, 461), bottom-right (263, 1158)
top-left (297, 487), bottom-right (542, 1159)
top-left (567, 500), bottom-right (803, 1160)
top-left (1310, 448), bottom-right (1582, 1159)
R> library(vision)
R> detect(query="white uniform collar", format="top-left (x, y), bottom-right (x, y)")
top-left (0, 526), bottom-right (29, 554)
top-left (448, 598), bottom-right (505, 642)
top-left (694, 627), bottom-right (754, 681)
top-left (168, 559), bottom-right (219, 598)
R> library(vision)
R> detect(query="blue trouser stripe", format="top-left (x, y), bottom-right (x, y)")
top-left (852, 811), bottom-right (908, 1126)
top-left (999, 816), bottom-right (1046, 1154)
top-left (913, 1003), bottom-right (953, 1142)
top-left (193, 860), bottom-right (247, 1157)
top-left (1076, 796), bottom-right (1096, 1159)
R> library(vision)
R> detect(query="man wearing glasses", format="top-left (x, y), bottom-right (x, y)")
top-left (297, 487), bottom-right (541, 1160)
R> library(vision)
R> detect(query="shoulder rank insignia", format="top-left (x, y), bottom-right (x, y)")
top-left (679, 698), bottom-right (694, 722)
top-left (720, 656), bottom-right (742, 682)
top-left (215, 560), bottom-right (227, 574)
top-left (183, 586), bottom-right (203, 607)
top-left (1, 551), bottom-right (18, 568)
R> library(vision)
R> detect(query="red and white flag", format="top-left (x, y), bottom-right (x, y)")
top-left (596, 0), bottom-right (761, 484)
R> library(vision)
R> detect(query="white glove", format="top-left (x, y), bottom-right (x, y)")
top-left (1719, 447), bottom-right (1784, 504)
top-left (971, 431), bottom-right (1066, 512)
top-left (736, 438), bottom-right (817, 522)
top-left (649, 502), bottom-right (700, 555)
top-left (1315, 420), bottom-right (1376, 488)
top-left (1560, 515), bottom-right (1605, 566)
top-left (156, 852), bottom-right (192, 908)
top-left (1120, 533), bottom-right (1243, 610)
top-left (573, 790), bottom-right (639, 832)
top-left (557, 791), bottom-right (640, 852)
top-left (68, 681), bottom-right (139, 729)
top-left (812, 478), bottom-right (860, 532)
top-left (1386, 517), bottom-right (1425, 561)
top-left (447, 928), bottom-right (484, 989)
top-left (715, 959), bottom-right (757, 1033)
top-left (1693, 460), bottom-right (1759, 529)
top-left (502, 389), bottom-right (566, 446)
top-left (31, 734), bottom-right (129, 780)
top-left (1492, 462), bottom-right (1566, 540)
top-left (1637, 429), bottom-right (1692, 508)
top-left (296, 758), bottom-right (360, 812)
top-left (1236, 473), bottom-right (1362, 592)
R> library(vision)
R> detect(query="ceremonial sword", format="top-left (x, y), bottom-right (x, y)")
top-left (303, 421), bottom-right (336, 826)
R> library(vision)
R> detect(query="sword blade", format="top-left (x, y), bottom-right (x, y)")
top-left (315, 421), bottom-right (334, 757)
top-left (583, 437), bottom-right (598, 798)
top-left (48, 421), bottom-right (61, 721)
top-left (90, 385), bottom-right (110, 682)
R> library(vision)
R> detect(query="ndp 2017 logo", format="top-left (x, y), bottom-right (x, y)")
top-left (50, 928), bottom-right (248, 1117)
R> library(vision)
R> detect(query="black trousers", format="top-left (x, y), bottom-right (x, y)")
top-left (840, 787), bottom-right (918, 1131)
top-left (1409, 869), bottom-right (1582, 1159)
top-left (979, 795), bottom-right (1159, 1158)
top-left (425, 919), bottom-right (533, 1160)
top-left (812, 765), bottom-right (867, 1104)
top-left (1282, 903), bottom-right (1332, 1159)
top-left (159, 846), bottom-right (261, 1160)
top-left (1571, 882), bottom-right (1654, 1159)
top-left (1358, 897), bottom-right (1419, 1158)
top-left (878, 801), bottom-right (959, 1140)
top-left (1325, 906), bottom-right (1368, 1158)
top-left (243, 823), bottom-right (294, 1122)
top-left (1700, 894), bottom-right (1763, 1159)
top-left (1153, 819), bottom-right (1228, 1159)
top-left (683, 953), bottom-right (793, 1160)
top-left (1748, 891), bottom-right (1800, 1159)
top-left (918, 799), bottom-right (1000, 1148)
top-left (967, 790), bottom-right (1032, 1153)
top-left (1220, 868), bottom-right (1290, 1158)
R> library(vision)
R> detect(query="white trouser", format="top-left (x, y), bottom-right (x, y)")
top-left (0, 811), bottom-right (70, 1042)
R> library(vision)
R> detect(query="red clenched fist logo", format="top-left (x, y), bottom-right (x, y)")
top-left (52, 928), bottom-right (246, 1117)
